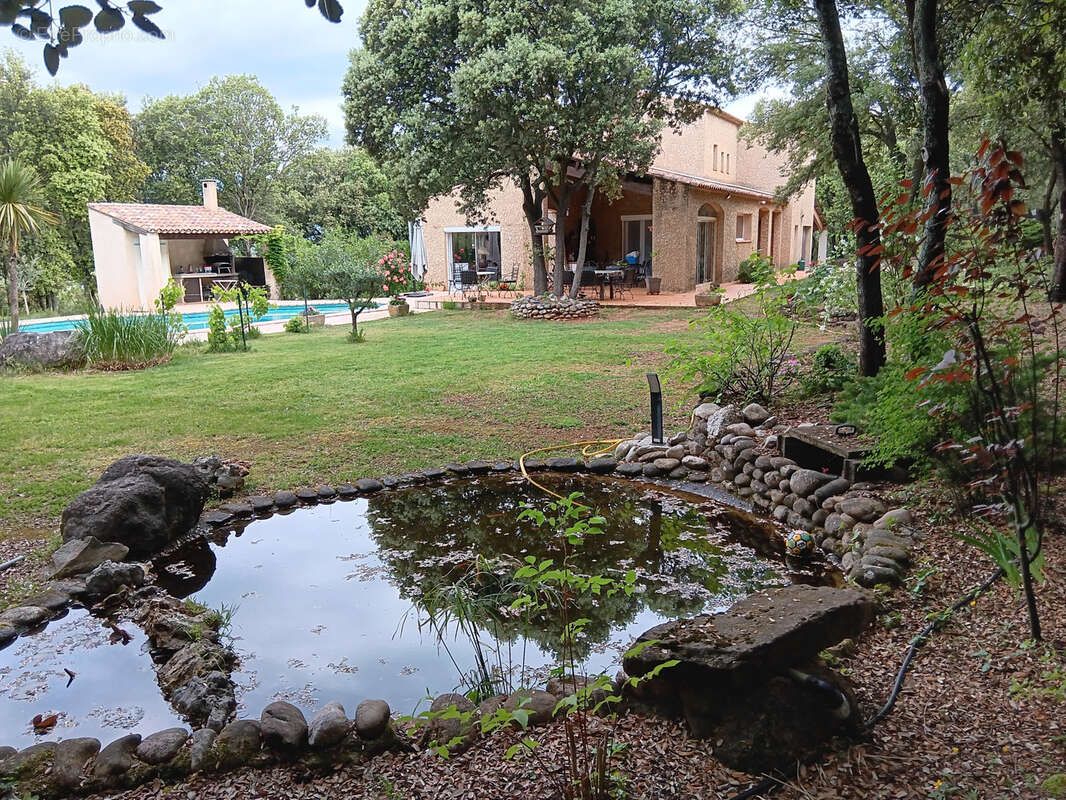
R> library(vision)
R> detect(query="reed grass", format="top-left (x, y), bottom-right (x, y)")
top-left (74, 308), bottom-right (183, 369)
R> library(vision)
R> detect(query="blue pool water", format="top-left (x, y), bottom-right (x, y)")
top-left (21, 303), bottom-right (367, 334)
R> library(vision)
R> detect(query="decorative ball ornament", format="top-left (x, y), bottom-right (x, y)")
top-left (785, 529), bottom-right (816, 559)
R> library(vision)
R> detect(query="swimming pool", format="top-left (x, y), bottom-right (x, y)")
top-left (21, 303), bottom-right (370, 334)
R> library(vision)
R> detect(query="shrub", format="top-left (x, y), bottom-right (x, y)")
top-left (666, 297), bottom-right (798, 404)
top-left (206, 305), bottom-right (231, 352)
top-left (75, 308), bottom-right (182, 369)
top-left (737, 252), bottom-right (773, 284)
top-left (800, 343), bottom-right (856, 394)
top-left (284, 315), bottom-right (307, 333)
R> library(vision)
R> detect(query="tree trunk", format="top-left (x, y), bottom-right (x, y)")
top-left (1050, 122), bottom-right (1066, 302)
top-left (910, 0), bottom-right (951, 289)
top-left (520, 179), bottom-right (548, 296)
top-left (6, 248), bottom-right (19, 333)
top-left (814, 0), bottom-right (886, 377)
top-left (552, 163), bottom-right (573, 299)
top-left (1040, 170), bottom-right (1057, 257)
top-left (569, 184), bottom-right (597, 299)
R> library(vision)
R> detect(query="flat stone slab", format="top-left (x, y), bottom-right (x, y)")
top-left (247, 496), bottom-right (274, 513)
top-left (422, 467), bottom-right (447, 481)
top-left (273, 491), bottom-right (298, 508)
top-left (464, 461), bottom-right (491, 474)
top-left (355, 478), bottom-right (384, 493)
top-left (336, 484), bottom-right (359, 499)
top-left (51, 537), bottom-right (129, 579)
top-left (546, 457), bottom-right (581, 472)
top-left (295, 489), bottom-right (319, 503)
top-left (624, 585), bottom-right (874, 685)
top-left (202, 510), bottom-right (233, 526)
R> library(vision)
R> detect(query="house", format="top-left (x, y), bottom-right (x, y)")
top-left (88, 180), bottom-right (275, 311)
top-left (422, 108), bottom-right (823, 293)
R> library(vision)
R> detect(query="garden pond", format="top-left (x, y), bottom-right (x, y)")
top-left (1, 475), bottom-right (793, 746)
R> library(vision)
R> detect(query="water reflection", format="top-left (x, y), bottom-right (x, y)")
top-left (158, 476), bottom-right (785, 719)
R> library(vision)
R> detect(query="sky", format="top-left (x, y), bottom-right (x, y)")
top-left (5, 0), bottom-right (769, 147)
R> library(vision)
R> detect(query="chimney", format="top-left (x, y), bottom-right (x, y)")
top-left (201, 179), bottom-right (218, 210)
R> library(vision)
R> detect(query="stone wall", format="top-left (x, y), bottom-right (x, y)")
top-left (510, 295), bottom-right (600, 320)
top-left (611, 402), bottom-right (916, 588)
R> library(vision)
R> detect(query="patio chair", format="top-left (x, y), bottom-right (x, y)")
top-left (497, 265), bottom-right (519, 296)
top-left (459, 270), bottom-right (480, 299)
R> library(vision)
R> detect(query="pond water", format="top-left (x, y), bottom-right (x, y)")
top-left (0, 475), bottom-right (789, 747)
top-left (156, 475), bottom-right (787, 719)
top-left (0, 609), bottom-right (184, 746)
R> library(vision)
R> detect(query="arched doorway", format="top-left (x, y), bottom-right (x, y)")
top-left (696, 203), bottom-right (718, 284)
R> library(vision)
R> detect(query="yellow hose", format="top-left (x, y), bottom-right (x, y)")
top-left (518, 439), bottom-right (626, 504)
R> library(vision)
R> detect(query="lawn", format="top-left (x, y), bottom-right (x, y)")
top-left (0, 306), bottom-right (837, 538)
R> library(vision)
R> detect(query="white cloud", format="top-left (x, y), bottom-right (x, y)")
top-left (6, 0), bottom-right (367, 143)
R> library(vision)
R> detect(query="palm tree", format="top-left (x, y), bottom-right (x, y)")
top-left (0, 159), bottom-right (59, 333)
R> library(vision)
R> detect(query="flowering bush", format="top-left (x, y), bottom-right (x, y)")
top-left (378, 249), bottom-right (413, 304)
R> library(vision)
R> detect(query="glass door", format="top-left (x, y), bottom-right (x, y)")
top-left (696, 217), bottom-right (716, 284)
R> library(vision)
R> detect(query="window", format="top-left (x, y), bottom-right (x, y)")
top-left (725, 153), bottom-right (730, 174)
top-left (713, 144), bottom-right (718, 171)
top-left (622, 215), bottom-right (653, 263)
top-left (736, 213), bottom-right (753, 242)
top-left (445, 227), bottom-right (501, 286)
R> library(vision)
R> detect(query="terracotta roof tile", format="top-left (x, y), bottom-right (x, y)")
top-left (88, 203), bottom-right (272, 236)
top-left (646, 167), bottom-right (777, 202)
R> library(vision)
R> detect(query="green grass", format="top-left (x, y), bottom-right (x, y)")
top-left (0, 307), bottom-right (835, 534)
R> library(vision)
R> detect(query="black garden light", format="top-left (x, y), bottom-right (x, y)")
top-left (647, 372), bottom-right (664, 445)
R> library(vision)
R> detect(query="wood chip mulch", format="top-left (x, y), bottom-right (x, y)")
top-left (85, 503), bottom-right (1064, 800)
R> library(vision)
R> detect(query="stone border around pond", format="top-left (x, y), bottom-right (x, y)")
top-left (0, 449), bottom-right (856, 798)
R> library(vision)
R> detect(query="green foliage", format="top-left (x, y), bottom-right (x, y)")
top-left (284, 315), bottom-right (307, 334)
top-left (74, 307), bottom-right (182, 369)
top-left (205, 305), bottom-right (231, 352)
top-left (1009, 644), bottom-right (1066, 703)
top-left (212, 283), bottom-right (272, 347)
top-left (800, 343), bottom-right (856, 395)
top-left (1, 53), bottom-right (149, 296)
top-left (275, 147), bottom-right (406, 241)
top-left (0, 157), bottom-right (59, 331)
top-left (135, 75), bottom-right (328, 219)
top-left (736, 252), bottom-right (773, 285)
top-left (666, 292), bottom-right (798, 404)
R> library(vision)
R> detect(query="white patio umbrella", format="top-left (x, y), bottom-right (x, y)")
top-left (408, 220), bottom-right (428, 282)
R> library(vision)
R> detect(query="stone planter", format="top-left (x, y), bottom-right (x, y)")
top-left (695, 293), bottom-right (722, 308)
top-left (303, 313), bottom-right (325, 327)
top-left (388, 302), bottom-right (410, 317)
top-left (645, 276), bottom-right (662, 295)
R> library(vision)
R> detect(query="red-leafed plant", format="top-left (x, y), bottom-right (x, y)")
top-left (880, 142), bottom-right (1063, 641)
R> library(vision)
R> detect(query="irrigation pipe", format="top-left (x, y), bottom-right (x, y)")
top-left (0, 555), bottom-right (25, 573)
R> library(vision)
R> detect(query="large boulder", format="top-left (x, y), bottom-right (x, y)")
top-left (623, 585), bottom-right (873, 773)
top-left (61, 455), bottom-right (209, 558)
top-left (624, 585), bottom-right (874, 686)
top-left (0, 330), bottom-right (82, 371)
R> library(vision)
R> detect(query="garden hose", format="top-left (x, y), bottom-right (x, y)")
top-left (518, 439), bottom-right (625, 504)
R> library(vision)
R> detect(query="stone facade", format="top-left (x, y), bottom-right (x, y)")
top-left (420, 108), bottom-right (818, 293)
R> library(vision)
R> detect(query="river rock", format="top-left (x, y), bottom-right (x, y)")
top-left (309, 702), bottom-right (350, 748)
top-left (52, 737), bottom-right (100, 790)
top-left (0, 330), bottom-right (82, 370)
top-left (0, 606), bottom-right (49, 630)
top-left (725, 422), bottom-right (756, 438)
top-left (741, 403), bottom-right (771, 426)
top-left (188, 728), bottom-right (216, 772)
top-left (355, 478), bottom-right (384, 492)
top-left (212, 720), bottom-right (261, 769)
top-left (788, 469), bottom-right (833, 499)
top-left (586, 457), bottom-right (617, 474)
top-left (616, 462), bottom-right (644, 476)
top-left (835, 496), bottom-right (885, 523)
top-left (94, 734), bottom-right (141, 780)
top-left (813, 478), bottom-right (851, 503)
top-left (260, 701), bottom-right (307, 752)
top-left (503, 689), bottom-right (558, 727)
top-left (681, 455), bottom-right (708, 470)
top-left (273, 490), bottom-right (298, 508)
top-left (50, 537), bottom-right (130, 579)
top-left (705, 405), bottom-right (741, 440)
top-left (692, 402), bottom-right (721, 420)
top-left (61, 455), bottom-right (208, 558)
top-left (82, 561), bottom-right (145, 602)
top-left (136, 728), bottom-right (189, 765)
top-left (653, 458), bottom-right (681, 472)
top-left (872, 508), bottom-right (912, 530)
top-left (355, 699), bottom-right (391, 740)
top-left (424, 693), bottom-right (476, 751)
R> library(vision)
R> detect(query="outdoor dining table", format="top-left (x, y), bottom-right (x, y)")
top-left (593, 269), bottom-right (624, 300)
top-left (476, 270), bottom-right (496, 290)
